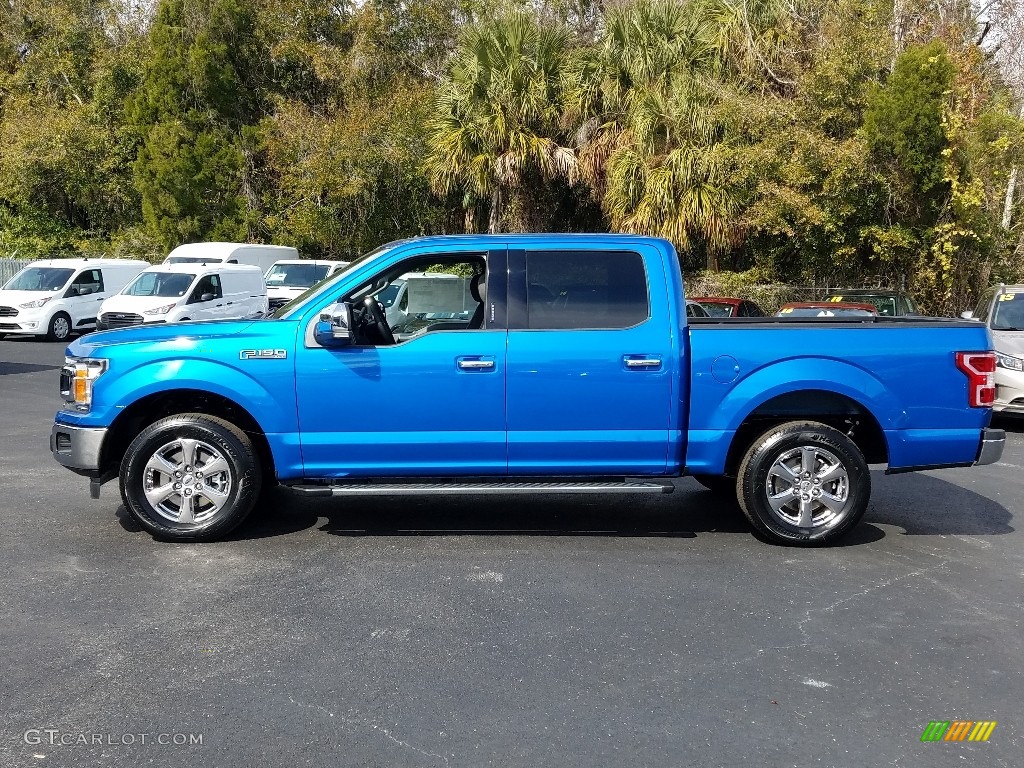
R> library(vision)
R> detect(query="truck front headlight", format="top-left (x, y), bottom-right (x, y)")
top-left (60, 357), bottom-right (108, 411)
top-left (995, 352), bottom-right (1023, 372)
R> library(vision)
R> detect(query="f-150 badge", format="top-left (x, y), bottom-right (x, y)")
top-left (239, 349), bottom-right (287, 360)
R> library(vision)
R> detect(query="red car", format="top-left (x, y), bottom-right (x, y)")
top-left (691, 296), bottom-right (766, 317)
top-left (776, 301), bottom-right (878, 317)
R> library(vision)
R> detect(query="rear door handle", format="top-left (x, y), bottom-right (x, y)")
top-left (624, 355), bottom-right (662, 369)
top-left (457, 356), bottom-right (496, 371)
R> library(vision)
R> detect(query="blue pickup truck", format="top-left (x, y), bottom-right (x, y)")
top-left (50, 235), bottom-right (1004, 546)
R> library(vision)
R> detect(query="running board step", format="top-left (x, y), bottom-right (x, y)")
top-left (288, 480), bottom-right (675, 497)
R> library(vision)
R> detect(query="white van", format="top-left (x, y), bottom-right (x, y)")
top-left (264, 259), bottom-right (349, 311)
top-left (97, 264), bottom-right (268, 330)
top-left (0, 258), bottom-right (149, 341)
top-left (162, 242), bottom-right (298, 275)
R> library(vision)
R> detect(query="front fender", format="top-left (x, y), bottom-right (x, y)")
top-left (60, 357), bottom-right (298, 435)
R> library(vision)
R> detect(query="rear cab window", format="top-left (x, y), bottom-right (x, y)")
top-left (525, 250), bottom-right (649, 330)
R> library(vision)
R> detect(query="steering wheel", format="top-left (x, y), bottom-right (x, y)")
top-left (360, 295), bottom-right (396, 346)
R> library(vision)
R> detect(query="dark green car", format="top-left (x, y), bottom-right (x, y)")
top-left (824, 289), bottom-right (920, 317)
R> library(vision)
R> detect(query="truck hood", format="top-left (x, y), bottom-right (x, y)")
top-left (992, 330), bottom-right (1024, 356)
top-left (67, 319), bottom-right (260, 357)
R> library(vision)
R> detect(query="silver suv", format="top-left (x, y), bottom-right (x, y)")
top-left (963, 285), bottom-right (1024, 414)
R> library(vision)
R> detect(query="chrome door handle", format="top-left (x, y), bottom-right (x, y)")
top-left (457, 358), bottom-right (495, 370)
top-left (624, 356), bottom-right (662, 368)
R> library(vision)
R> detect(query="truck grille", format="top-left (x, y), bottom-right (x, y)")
top-left (0, 306), bottom-right (18, 317)
top-left (99, 312), bottom-right (144, 329)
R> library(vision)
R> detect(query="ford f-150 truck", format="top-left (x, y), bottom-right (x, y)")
top-left (50, 235), bottom-right (1004, 546)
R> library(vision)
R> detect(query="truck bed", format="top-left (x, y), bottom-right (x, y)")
top-left (684, 316), bottom-right (992, 475)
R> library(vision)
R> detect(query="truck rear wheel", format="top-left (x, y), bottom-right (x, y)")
top-left (120, 414), bottom-right (262, 541)
top-left (736, 421), bottom-right (870, 546)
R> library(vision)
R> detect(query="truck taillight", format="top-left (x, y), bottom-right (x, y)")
top-left (955, 352), bottom-right (996, 408)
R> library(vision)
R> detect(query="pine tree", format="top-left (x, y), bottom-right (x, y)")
top-left (130, 0), bottom-right (264, 249)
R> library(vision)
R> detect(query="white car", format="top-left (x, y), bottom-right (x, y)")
top-left (265, 260), bottom-right (349, 311)
top-left (0, 258), bottom-right (149, 341)
top-left (98, 263), bottom-right (268, 329)
top-left (162, 242), bottom-right (299, 275)
top-left (963, 284), bottom-right (1024, 414)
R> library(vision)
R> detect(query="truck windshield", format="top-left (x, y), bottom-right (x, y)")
top-left (265, 263), bottom-right (331, 288)
top-left (4, 267), bottom-right (74, 291)
top-left (123, 272), bottom-right (195, 297)
top-left (991, 293), bottom-right (1024, 331)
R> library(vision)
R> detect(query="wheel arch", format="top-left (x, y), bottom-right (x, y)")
top-left (101, 389), bottom-right (276, 486)
top-left (724, 389), bottom-right (889, 476)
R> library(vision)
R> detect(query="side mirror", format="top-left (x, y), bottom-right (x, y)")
top-left (314, 302), bottom-right (354, 347)
top-left (200, 292), bottom-right (216, 303)
top-left (960, 311), bottom-right (975, 320)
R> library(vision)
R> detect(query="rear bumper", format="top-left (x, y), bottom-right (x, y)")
top-left (50, 421), bottom-right (106, 474)
top-left (975, 427), bottom-right (1005, 466)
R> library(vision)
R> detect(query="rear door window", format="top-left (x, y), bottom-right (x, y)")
top-left (525, 250), bottom-right (649, 330)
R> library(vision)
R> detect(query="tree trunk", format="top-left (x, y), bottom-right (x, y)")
top-left (488, 187), bottom-right (503, 234)
top-left (1002, 104), bottom-right (1024, 231)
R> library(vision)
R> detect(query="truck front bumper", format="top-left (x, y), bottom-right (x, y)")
top-left (975, 428), bottom-right (1005, 466)
top-left (50, 422), bottom-right (107, 475)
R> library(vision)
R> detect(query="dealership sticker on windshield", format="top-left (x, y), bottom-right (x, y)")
top-left (999, 293), bottom-right (1016, 301)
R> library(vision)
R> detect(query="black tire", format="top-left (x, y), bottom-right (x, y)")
top-left (690, 474), bottom-right (736, 495)
top-left (736, 420), bottom-right (870, 546)
top-left (45, 312), bottom-right (72, 342)
top-left (120, 414), bottom-right (262, 541)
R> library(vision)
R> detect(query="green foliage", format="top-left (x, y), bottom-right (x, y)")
top-left (0, 0), bottom-right (1020, 314)
top-left (863, 42), bottom-right (955, 214)
top-left (129, 0), bottom-right (264, 250)
top-left (424, 10), bottom-right (578, 233)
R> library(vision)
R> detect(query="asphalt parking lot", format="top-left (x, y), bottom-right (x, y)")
top-left (1, 335), bottom-right (1022, 768)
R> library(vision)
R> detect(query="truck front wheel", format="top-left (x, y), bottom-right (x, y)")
top-left (120, 414), bottom-right (262, 541)
top-left (736, 421), bottom-right (870, 546)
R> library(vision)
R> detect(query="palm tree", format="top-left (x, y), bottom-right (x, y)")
top-left (564, 0), bottom-right (795, 269)
top-left (424, 12), bottom-right (576, 233)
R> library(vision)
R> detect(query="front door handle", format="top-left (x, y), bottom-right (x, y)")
top-left (457, 356), bottom-right (496, 371)
top-left (624, 355), bottom-right (662, 369)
